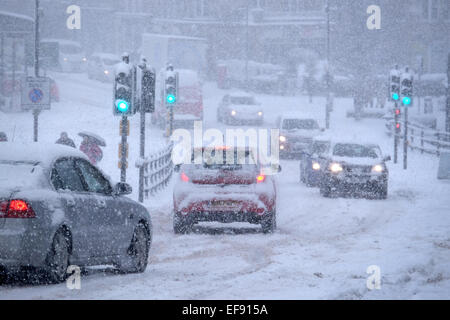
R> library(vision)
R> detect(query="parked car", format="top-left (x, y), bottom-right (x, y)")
top-left (319, 142), bottom-right (391, 199)
top-left (300, 137), bottom-right (331, 187)
top-left (0, 143), bottom-right (152, 283)
top-left (173, 146), bottom-right (280, 234)
top-left (87, 53), bottom-right (121, 82)
top-left (277, 115), bottom-right (324, 158)
top-left (217, 93), bottom-right (263, 126)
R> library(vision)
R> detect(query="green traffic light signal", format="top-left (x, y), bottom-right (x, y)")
top-left (166, 94), bottom-right (176, 104)
top-left (402, 96), bottom-right (411, 106)
top-left (116, 99), bottom-right (130, 113)
top-left (392, 93), bottom-right (399, 101)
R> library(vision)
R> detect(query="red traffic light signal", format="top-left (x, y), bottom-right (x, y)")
top-left (395, 108), bottom-right (401, 115)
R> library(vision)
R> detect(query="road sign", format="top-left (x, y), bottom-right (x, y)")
top-left (21, 77), bottom-right (51, 110)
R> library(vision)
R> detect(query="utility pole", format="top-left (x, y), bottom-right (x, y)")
top-left (33, 0), bottom-right (41, 142)
top-left (325, 0), bottom-right (331, 129)
top-left (446, 53), bottom-right (450, 136)
top-left (403, 107), bottom-right (408, 170)
top-left (245, 0), bottom-right (249, 92)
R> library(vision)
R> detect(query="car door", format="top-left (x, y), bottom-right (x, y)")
top-left (75, 158), bottom-right (130, 257)
top-left (50, 157), bottom-right (98, 261)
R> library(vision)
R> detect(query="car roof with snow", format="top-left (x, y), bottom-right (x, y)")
top-left (0, 142), bottom-right (88, 167)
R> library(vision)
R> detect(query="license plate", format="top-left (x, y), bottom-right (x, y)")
top-left (205, 200), bottom-right (241, 211)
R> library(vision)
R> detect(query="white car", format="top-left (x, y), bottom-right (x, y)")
top-left (87, 53), bottom-right (121, 82)
top-left (217, 93), bottom-right (263, 126)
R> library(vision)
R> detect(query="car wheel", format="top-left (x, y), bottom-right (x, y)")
top-left (377, 182), bottom-right (388, 200)
top-left (44, 229), bottom-right (71, 283)
top-left (0, 267), bottom-right (7, 284)
top-left (173, 212), bottom-right (193, 234)
top-left (320, 183), bottom-right (332, 198)
top-left (117, 224), bottom-right (150, 274)
top-left (261, 211), bottom-right (276, 234)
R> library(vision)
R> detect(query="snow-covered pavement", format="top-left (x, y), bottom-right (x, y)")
top-left (0, 72), bottom-right (449, 299)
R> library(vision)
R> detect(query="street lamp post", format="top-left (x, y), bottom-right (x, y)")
top-left (325, 0), bottom-right (331, 129)
top-left (33, 0), bottom-right (41, 142)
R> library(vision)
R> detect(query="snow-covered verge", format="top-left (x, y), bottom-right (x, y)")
top-left (0, 73), bottom-right (449, 299)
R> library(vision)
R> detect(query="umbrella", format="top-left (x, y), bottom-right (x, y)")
top-left (78, 131), bottom-right (106, 147)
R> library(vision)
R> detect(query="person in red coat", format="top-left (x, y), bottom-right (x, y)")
top-left (80, 136), bottom-right (103, 165)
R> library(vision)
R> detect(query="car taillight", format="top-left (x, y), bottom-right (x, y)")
top-left (181, 172), bottom-right (189, 182)
top-left (256, 174), bottom-right (266, 183)
top-left (0, 199), bottom-right (36, 218)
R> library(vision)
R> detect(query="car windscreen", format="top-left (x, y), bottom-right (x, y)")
top-left (59, 44), bottom-right (82, 54)
top-left (311, 141), bottom-right (330, 155)
top-left (191, 149), bottom-right (257, 170)
top-left (230, 97), bottom-right (255, 105)
top-left (0, 161), bottom-right (45, 189)
top-left (332, 144), bottom-right (380, 158)
top-left (282, 119), bottom-right (319, 130)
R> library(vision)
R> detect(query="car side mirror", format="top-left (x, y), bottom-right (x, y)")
top-left (173, 164), bottom-right (181, 172)
top-left (114, 182), bottom-right (132, 195)
top-left (383, 155), bottom-right (392, 162)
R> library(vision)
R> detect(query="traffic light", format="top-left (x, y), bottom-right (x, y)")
top-left (165, 70), bottom-right (178, 106)
top-left (114, 69), bottom-right (134, 116)
top-left (141, 68), bottom-right (156, 113)
top-left (395, 108), bottom-right (401, 133)
top-left (389, 71), bottom-right (400, 102)
top-left (400, 72), bottom-right (413, 106)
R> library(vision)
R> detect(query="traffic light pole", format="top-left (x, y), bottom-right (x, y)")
top-left (120, 116), bottom-right (128, 183)
top-left (138, 104), bottom-right (145, 203)
top-left (394, 102), bottom-right (399, 164)
top-left (33, 0), bottom-right (41, 142)
top-left (403, 107), bottom-right (408, 170)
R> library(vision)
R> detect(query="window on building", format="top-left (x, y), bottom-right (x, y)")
top-left (422, 0), bottom-right (429, 19)
top-left (442, 0), bottom-right (449, 20)
top-left (431, 0), bottom-right (439, 20)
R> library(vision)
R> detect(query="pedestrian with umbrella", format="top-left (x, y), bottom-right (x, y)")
top-left (78, 131), bottom-right (106, 165)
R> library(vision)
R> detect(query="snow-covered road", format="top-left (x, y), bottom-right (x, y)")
top-left (0, 72), bottom-right (449, 299)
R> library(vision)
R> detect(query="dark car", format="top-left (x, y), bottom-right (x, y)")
top-left (300, 138), bottom-right (331, 187)
top-left (277, 115), bottom-right (324, 159)
top-left (0, 143), bottom-right (152, 283)
top-left (319, 142), bottom-right (391, 199)
top-left (173, 146), bottom-right (279, 234)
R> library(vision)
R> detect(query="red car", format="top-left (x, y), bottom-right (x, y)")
top-left (172, 146), bottom-right (280, 234)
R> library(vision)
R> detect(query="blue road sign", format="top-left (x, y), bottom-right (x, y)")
top-left (29, 88), bottom-right (44, 103)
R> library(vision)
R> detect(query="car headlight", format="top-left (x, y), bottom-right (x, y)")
top-left (104, 70), bottom-right (109, 75)
top-left (312, 162), bottom-right (321, 170)
top-left (231, 110), bottom-right (236, 116)
top-left (280, 145), bottom-right (285, 150)
top-left (371, 164), bottom-right (384, 173)
top-left (257, 111), bottom-right (263, 116)
top-left (279, 135), bottom-right (286, 142)
top-left (329, 162), bottom-right (343, 173)
top-left (63, 57), bottom-right (68, 62)
top-left (82, 57), bottom-right (87, 62)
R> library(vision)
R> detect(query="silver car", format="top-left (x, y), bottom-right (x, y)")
top-left (0, 143), bottom-right (152, 283)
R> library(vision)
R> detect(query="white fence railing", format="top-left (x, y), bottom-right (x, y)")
top-left (386, 119), bottom-right (450, 156)
top-left (139, 143), bottom-right (174, 198)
